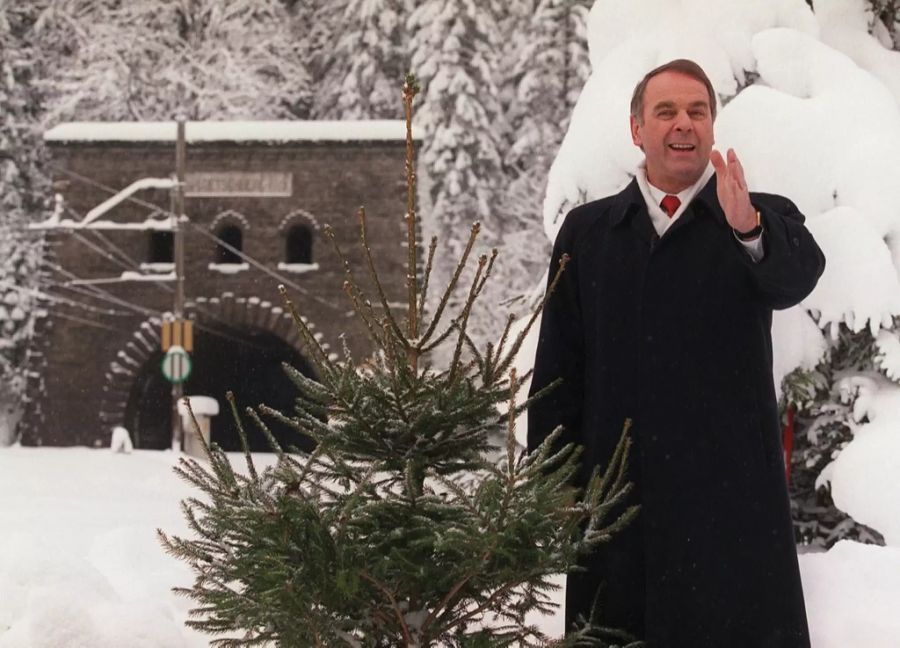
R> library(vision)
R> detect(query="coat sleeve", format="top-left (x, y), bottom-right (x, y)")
top-left (743, 194), bottom-right (826, 310)
top-left (527, 210), bottom-right (585, 455)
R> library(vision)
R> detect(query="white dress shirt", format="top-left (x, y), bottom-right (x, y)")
top-left (634, 161), bottom-right (764, 261)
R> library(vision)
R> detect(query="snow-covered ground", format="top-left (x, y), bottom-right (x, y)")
top-left (1, 446), bottom-right (899, 647)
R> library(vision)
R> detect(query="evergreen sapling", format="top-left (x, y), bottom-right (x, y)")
top-left (159, 75), bottom-right (640, 648)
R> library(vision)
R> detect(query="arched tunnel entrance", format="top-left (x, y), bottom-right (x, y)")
top-left (124, 326), bottom-right (317, 452)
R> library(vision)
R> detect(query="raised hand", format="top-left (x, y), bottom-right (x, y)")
top-left (710, 148), bottom-right (758, 235)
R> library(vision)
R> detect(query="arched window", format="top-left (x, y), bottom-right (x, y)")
top-left (148, 231), bottom-right (173, 264)
top-left (285, 224), bottom-right (313, 264)
top-left (215, 225), bottom-right (243, 264)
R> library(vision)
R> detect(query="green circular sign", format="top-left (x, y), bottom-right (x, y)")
top-left (161, 346), bottom-right (192, 384)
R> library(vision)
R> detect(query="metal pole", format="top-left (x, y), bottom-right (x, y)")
top-left (171, 119), bottom-right (187, 451)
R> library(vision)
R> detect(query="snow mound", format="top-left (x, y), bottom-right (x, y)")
top-left (0, 588), bottom-right (188, 648)
top-left (874, 330), bottom-right (900, 382)
top-left (799, 540), bottom-right (900, 648)
top-left (0, 532), bottom-right (189, 648)
top-left (802, 208), bottom-right (900, 336)
top-left (827, 380), bottom-right (900, 545)
top-left (815, 0), bottom-right (900, 105)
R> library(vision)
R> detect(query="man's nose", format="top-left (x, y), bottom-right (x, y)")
top-left (673, 110), bottom-right (693, 130)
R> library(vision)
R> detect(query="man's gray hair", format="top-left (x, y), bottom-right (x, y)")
top-left (630, 59), bottom-right (717, 124)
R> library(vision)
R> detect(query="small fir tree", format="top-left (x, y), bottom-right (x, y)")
top-left (159, 76), bottom-right (640, 647)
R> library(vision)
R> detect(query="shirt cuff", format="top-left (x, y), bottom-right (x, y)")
top-left (735, 231), bottom-right (765, 262)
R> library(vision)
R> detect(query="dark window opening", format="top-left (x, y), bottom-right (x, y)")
top-left (286, 225), bottom-right (313, 264)
top-left (215, 225), bottom-right (243, 264)
top-left (148, 231), bottom-right (174, 263)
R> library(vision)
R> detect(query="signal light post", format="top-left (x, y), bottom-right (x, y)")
top-left (170, 119), bottom-right (188, 451)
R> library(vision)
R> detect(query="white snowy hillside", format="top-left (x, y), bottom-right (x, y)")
top-left (515, 0), bottom-right (900, 562)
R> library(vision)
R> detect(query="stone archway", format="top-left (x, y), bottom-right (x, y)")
top-left (100, 293), bottom-right (333, 451)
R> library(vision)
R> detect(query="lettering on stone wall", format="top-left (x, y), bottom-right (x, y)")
top-left (185, 172), bottom-right (293, 197)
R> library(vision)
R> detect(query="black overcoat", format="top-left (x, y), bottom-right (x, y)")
top-left (527, 175), bottom-right (825, 647)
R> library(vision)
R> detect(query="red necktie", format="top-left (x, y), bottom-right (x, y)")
top-left (660, 194), bottom-right (681, 218)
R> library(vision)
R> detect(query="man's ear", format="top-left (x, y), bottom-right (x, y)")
top-left (629, 115), bottom-right (642, 148)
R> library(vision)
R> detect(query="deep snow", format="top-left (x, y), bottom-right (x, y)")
top-left (1, 446), bottom-right (899, 646)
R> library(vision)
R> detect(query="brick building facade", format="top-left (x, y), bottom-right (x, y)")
top-left (22, 121), bottom-right (416, 449)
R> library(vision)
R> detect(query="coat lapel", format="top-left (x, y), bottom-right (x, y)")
top-left (611, 178), bottom-right (657, 249)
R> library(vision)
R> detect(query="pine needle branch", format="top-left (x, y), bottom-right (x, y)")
top-left (278, 284), bottom-right (333, 374)
top-left (506, 369), bottom-right (519, 475)
top-left (416, 222), bottom-right (481, 349)
top-left (225, 391), bottom-right (258, 482)
top-left (491, 313), bottom-right (517, 370)
top-left (357, 205), bottom-right (408, 350)
top-left (245, 404), bottom-right (285, 456)
top-left (360, 570), bottom-right (413, 644)
top-left (493, 253), bottom-right (570, 382)
top-left (181, 396), bottom-right (215, 463)
top-left (417, 235), bottom-right (438, 325)
top-left (447, 253), bottom-right (489, 386)
top-left (323, 224), bottom-right (385, 348)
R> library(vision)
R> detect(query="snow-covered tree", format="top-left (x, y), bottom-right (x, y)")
top-left (504, 0), bottom-right (569, 171)
top-left (782, 336), bottom-right (886, 549)
top-left (564, 1), bottom-right (593, 114)
top-left (529, 0), bottom-right (900, 549)
top-left (0, 2), bottom-right (49, 445)
top-left (492, 0), bottom-right (583, 316)
top-left (866, 0), bottom-right (900, 49)
top-left (36, 0), bottom-right (313, 122)
top-left (408, 0), bottom-right (510, 349)
top-left (309, 0), bottom-right (408, 119)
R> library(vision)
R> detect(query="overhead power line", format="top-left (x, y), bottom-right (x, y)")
top-left (48, 162), bottom-right (347, 314)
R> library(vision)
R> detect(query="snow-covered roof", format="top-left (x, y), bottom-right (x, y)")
top-left (44, 120), bottom-right (417, 143)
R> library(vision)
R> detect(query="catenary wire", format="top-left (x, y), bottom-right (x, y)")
top-left (45, 263), bottom-right (275, 351)
top-left (48, 163), bottom-right (350, 313)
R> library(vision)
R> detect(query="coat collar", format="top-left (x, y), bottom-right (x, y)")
top-left (609, 177), bottom-right (643, 228)
top-left (692, 173), bottom-right (728, 226)
top-left (610, 173), bottom-right (727, 229)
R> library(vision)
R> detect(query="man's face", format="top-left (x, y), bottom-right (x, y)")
top-left (630, 70), bottom-right (714, 194)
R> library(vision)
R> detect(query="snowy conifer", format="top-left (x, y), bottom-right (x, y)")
top-left (565, 1), bottom-right (592, 113)
top-left (309, 0), bottom-right (408, 119)
top-left (0, 2), bottom-right (49, 445)
top-left (160, 77), bottom-right (639, 647)
top-left (490, 0), bottom-right (579, 316)
top-left (866, 0), bottom-right (900, 49)
top-left (36, 0), bottom-right (313, 121)
top-left (407, 1), bottom-right (508, 343)
top-left (782, 341), bottom-right (886, 549)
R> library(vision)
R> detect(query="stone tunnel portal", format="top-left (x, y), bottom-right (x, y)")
top-left (124, 327), bottom-right (317, 452)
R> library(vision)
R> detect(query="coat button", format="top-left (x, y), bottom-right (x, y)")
top-left (792, 237), bottom-right (800, 247)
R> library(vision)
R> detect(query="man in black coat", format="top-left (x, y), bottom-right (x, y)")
top-left (527, 59), bottom-right (825, 647)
